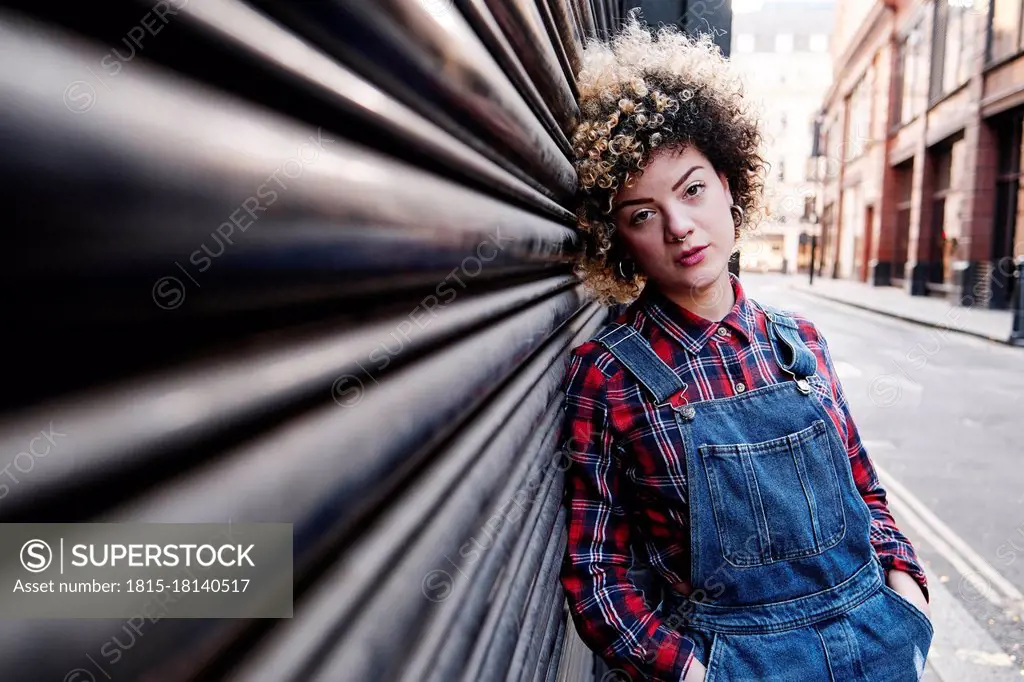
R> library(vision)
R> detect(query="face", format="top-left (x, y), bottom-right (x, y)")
top-left (611, 145), bottom-right (736, 298)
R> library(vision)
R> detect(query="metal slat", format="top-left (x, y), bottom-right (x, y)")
top-left (475, 509), bottom-right (568, 682)
top-left (557, 620), bottom-right (595, 682)
top-left (573, 0), bottom-right (598, 39)
top-left (508, 522), bottom-right (568, 682)
top-left (223, 302), bottom-right (601, 682)
top-left (543, 0), bottom-right (584, 78)
top-left (520, 575), bottom-right (565, 682)
top-left (456, 0), bottom-right (574, 154)
top-left (0, 0), bottom-right (613, 680)
top-left (175, 0), bottom-right (575, 220)
top-left (396, 303), bottom-right (601, 681)
top-left (595, 0), bottom-right (611, 39)
top-left (0, 10), bottom-right (580, 409)
top-left (0, 288), bottom-right (588, 681)
top-left (543, 615), bottom-right (568, 682)
top-left (535, 0), bottom-right (580, 99)
top-left (400, 405), bottom-right (568, 682)
top-left (305, 402), bottom-right (567, 682)
top-left (563, 0), bottom-right (588, 61)
top-left (4, 0), bottom-right (574, 217)
top-left (606, 0), bottom-right (622, 33)
top-left (0, 277), bottom-right (576, 520)
top-left (588, 0), bottom-right (605, 39)
top-left (476, 0), bottom-right (579, 132)
top-left (463, 473), bottom-right (566, 681)
top-left (249, 0), bottom-right (577, 201)
top-left (0, 12), bottom-right (574, 296)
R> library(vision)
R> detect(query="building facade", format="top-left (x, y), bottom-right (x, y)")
top-left (816, 0), bottom-right (1024, 309)
top-left (730, 0), bottom-right (837, 275)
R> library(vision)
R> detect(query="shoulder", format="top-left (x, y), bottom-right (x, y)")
top-left (567, 332), bottom-right (623, 382)
top-left (565, 303), bottom-right (641, 379)
top-left (749, 298), bottom-right (829, 355)
top-left (788, 311), bottom-right (828, 352)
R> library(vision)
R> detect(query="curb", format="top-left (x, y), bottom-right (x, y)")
top-left (785, 284), bottom-right (1017, 347)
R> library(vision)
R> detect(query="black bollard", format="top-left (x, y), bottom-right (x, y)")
top-left (1012, 258), bottom-right (1024, 346)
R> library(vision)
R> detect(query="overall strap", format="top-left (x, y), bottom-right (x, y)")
top-left (593, 324), bottom-right (687, 406)
top-left (755, 301), bottom-right (818, 379)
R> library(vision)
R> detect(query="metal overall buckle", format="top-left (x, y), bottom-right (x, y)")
top-left (663, 389), bottom-right (696, 422)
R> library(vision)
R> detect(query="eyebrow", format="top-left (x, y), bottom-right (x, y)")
top-left (612, 165), bottom-right (704, 212)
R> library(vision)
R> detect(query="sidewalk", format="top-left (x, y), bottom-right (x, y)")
top-left (782, 275), bottom-right (1017, 346)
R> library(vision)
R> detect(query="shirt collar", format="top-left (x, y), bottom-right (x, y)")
top-left (638, 274), bottom-right (756, 354)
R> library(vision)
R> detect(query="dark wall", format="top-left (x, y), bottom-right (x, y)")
top-left (623, 0), bottom-right (732, 57)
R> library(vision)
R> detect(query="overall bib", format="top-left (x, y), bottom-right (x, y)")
top-left (595, 303), bottom-right (934, 681)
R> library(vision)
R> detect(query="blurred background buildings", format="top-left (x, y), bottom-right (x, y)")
top-left (731, 0), bottom-right (836, 275)
top-left (732, 0), bottom-right (1024, 314)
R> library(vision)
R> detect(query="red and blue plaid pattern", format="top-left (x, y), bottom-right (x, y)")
top-left (560, 276), bottom-right (928, 681)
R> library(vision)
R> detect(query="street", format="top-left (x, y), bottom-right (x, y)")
top-left (745, 273), bottom-right (1024, 680)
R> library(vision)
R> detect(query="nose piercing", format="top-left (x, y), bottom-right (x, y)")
top-left (669, 234), bottom-right (687, 243)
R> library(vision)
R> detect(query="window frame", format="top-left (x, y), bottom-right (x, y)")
top-left (987, 0), bottom-right (1024, 64)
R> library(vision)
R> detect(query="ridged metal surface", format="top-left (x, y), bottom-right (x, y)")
top-left (0, 1), bottom-right (633, 680)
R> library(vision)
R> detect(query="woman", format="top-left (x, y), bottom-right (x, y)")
top-left (559, 17), bottom-right (933, 682)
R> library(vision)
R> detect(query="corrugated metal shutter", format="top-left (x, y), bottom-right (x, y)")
top-left (0, 0), bottom-right (631, 680)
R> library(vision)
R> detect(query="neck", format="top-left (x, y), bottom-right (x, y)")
top-left (661, 271), bottom-right (735, 322)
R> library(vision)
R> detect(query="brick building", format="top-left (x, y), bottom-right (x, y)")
top-left (814, 0), bottom-right (1024, 309)
top-left (730, 0), bottom-right (836, 275)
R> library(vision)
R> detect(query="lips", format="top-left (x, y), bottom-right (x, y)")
top-left (675, 244), bottom-right (709, 266)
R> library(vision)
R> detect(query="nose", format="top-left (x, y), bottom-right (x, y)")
top-left (663, 207), bottom-right (696, 244)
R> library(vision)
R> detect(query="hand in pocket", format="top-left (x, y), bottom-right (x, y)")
top-left (684, 658), bottom-right (707, 682)
top-left (887, 570), bottom-right (931, 622)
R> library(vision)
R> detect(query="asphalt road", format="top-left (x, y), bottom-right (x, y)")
top-left (742, 273), bottom-right (1024, 677)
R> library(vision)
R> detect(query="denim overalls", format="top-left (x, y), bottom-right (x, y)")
top-left (595, 302), bottom-right (934, 681)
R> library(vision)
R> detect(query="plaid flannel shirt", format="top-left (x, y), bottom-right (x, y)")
top-left (560, 276), bottom-right (928, 681)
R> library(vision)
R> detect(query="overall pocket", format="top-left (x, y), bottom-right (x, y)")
top-left (880, 583), bottom-right (934, 638)
top-left (699, 420), bottom-right (847, 567)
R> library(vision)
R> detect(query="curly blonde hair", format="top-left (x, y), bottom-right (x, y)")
top-left (572, 14), bottom-right (767, 304)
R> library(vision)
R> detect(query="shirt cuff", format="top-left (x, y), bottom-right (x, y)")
top-left (650, 629), bottom-right (696, 682)
top-left (677, 648), bottom-right (696, 682)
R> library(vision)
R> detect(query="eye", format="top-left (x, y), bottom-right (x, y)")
top-left (628, 209), bottom-right (656, 226)
top-left (683, 181), bottom-right (706, 198)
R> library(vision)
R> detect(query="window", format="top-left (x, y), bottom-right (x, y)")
top-left (989, 0), bottom-right (1024, 63)
top-left (894, 13), bottom-right (930, 126)
top-left (846, 74), bottom-right (872, 159)
top-left (931, 0), bottom-right (976, 98)
top-left (942, 5), bottom-right (966, 91)
top-left (892, 40), bottom-right (906, 127)
top-left (776, 34), bottom-right (794, 52)
top-left (755, 34), bottom-right (776, 52)
top-left (736, 34), bottom-right (755, 53)
top-left (803, 196), bottom-right (817, 222)
top-left (810, 34), bottom-right (829, 53)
